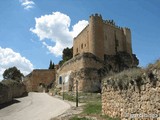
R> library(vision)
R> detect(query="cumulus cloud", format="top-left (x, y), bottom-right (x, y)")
top-left (30, 12), bottom-right (88, 56)
top-left (0, 47), bottom-right (34, 80)
top-left (19, 0), bottom-right (35, 10)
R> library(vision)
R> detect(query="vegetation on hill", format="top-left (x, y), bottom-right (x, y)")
top-left (103, 59), bottom-right (160, 91)
top-left (147, 59), bottom-right (160, 70)
top-left (59, 47), bottom-right (73, 66)
top-left (3, 66), bottom-right (24, 82)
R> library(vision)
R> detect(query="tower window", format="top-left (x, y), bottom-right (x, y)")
top-left (76, 48), bottom-right (78, 53)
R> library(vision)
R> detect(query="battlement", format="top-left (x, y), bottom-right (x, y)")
top-left (90, 13), bottom-right (102, 18)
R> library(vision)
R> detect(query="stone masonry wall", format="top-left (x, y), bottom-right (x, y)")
top-left (0, 80), bottom-right (26, 104)
top-left (24, 69), bottom-right (55, 92)
top-left (58, 53), bottom-right (103, 75)
top-left (69, 68), bottom-right (102, 92)
top-left (73, 25), bottom-right (89, 56)
top-left (56, 53), bottom-right (103, 92)
top-left (102, 68), bottom-right (160, 119)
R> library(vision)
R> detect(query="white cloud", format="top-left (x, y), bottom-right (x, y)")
top-left (0, 47), bottom-right (34, 80)
top-left (71, 20), bottom-right (89, 38)
top-left (30, 12), bottom-right (88, 56)
top-left (19, 0), bottom-right (35, 10)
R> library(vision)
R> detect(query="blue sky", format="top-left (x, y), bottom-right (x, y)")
top-left (0, 0), bottom-right (160, 80)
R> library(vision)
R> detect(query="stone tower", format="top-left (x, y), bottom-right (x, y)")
top-left (123, 28), bottom-right (132, 54)
top-left (89, 14), bottom-right (105, 60)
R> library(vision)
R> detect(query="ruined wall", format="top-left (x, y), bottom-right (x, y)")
top-left (0, 80), bottom-right (26, 104)
top-left (102, 69), bottom-right (160, 119)
top-left (73, 25), bottom-right (89, 56)
top-left (24, 69), bottom-right (55, 92)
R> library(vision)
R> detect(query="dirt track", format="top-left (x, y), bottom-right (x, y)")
top-left (0, 92), bottom-right (70, 120)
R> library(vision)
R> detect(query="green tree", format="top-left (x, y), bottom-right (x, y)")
top-left (3, 66), bottom-right (24, 82)
top-left (48, 60), bottom-right (55, 69)
top-left (59, 47), bottom-right (73, 66)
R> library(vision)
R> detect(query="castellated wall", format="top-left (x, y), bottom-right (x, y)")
top-left (73, 14), bottom-right (132, 61)
top-left (102, 69), bottom-right (160, 119)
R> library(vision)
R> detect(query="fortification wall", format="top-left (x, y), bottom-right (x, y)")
top-left (58, 53), bottom-right (103, 75)
top-left (123, 28), bottom-right (132, 54)
top-left (73, 14), bottom-right (132, 61)
top-left (73, 25), bottom-right (89, 56)
top-left (103, 23), bottom-right (128, 55)
top-left (56, 53), bottom-right (103, 92)
top-left (102, 69), bottom-right (160, 119)
top-left (24, 69), bottom-right (55, 92)
top-left (89, 14), bottom-right (105, 60)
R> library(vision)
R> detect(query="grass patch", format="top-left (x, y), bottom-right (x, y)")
top-left (83, 101), bottom-right (101, 114)
top-left (69, 116), bottom-right (90, 120)
top-left (101, 115), bottom-right (120, 120)
top-left (60, 92), bottom-right (101, 103)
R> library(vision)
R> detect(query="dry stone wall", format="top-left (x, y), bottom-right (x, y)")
top-left (102, 68), bottom-right (160, 119)
top-left (0, 80), bottom-right (26, 104)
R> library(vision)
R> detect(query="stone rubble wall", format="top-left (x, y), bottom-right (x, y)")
top-left (24, 69), bottom-right (55, 92)
top-left (0, 80), bottom-right (26, 104)
top-left (69, 68), bottom-right (101, 92)
top-left (102, 69), bottom-right (160, 119)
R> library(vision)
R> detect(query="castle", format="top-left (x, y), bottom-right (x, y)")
top-left (56, 14), bottom-right (138, 92)
top-left (73, 13), bottom-right (132, 60)
top-left (24, 14), bottom-right (138, 92)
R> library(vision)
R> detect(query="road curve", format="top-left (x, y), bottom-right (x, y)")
top-left (0, 92), bottom-right (70, 120)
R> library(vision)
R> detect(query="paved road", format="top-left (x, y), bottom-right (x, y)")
top-left (0, 92), bottom-right (70, 120)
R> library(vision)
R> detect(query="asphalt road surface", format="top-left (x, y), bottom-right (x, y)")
top-left (0, 92), bottom-right (70, 120)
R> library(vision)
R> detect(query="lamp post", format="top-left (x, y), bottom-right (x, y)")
top-left (76, 80), bottom-right (78, 107)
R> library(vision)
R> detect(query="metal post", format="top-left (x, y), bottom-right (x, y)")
top-left (76, 80), bottom-right (78, 107)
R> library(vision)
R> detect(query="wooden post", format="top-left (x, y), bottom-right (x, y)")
top-left (76, 80), bottom-right (78, 107)
top-left (63, 82), bottom-right (64, 100)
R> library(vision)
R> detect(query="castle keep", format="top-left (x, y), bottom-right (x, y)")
top-left (56, 14), bottom-right (138, 92)
top-left (73, 13), bottom-right (132, 60)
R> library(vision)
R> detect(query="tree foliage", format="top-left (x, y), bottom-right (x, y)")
top-left (48, 60), bottom-right (55, 69)
top-left (3, 66), bottom-right (24, 82)
top-left (59, 47), bottom-right (73, 66)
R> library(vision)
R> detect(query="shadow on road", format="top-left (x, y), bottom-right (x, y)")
top-left (0, 99), bottom-right (20, 110)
